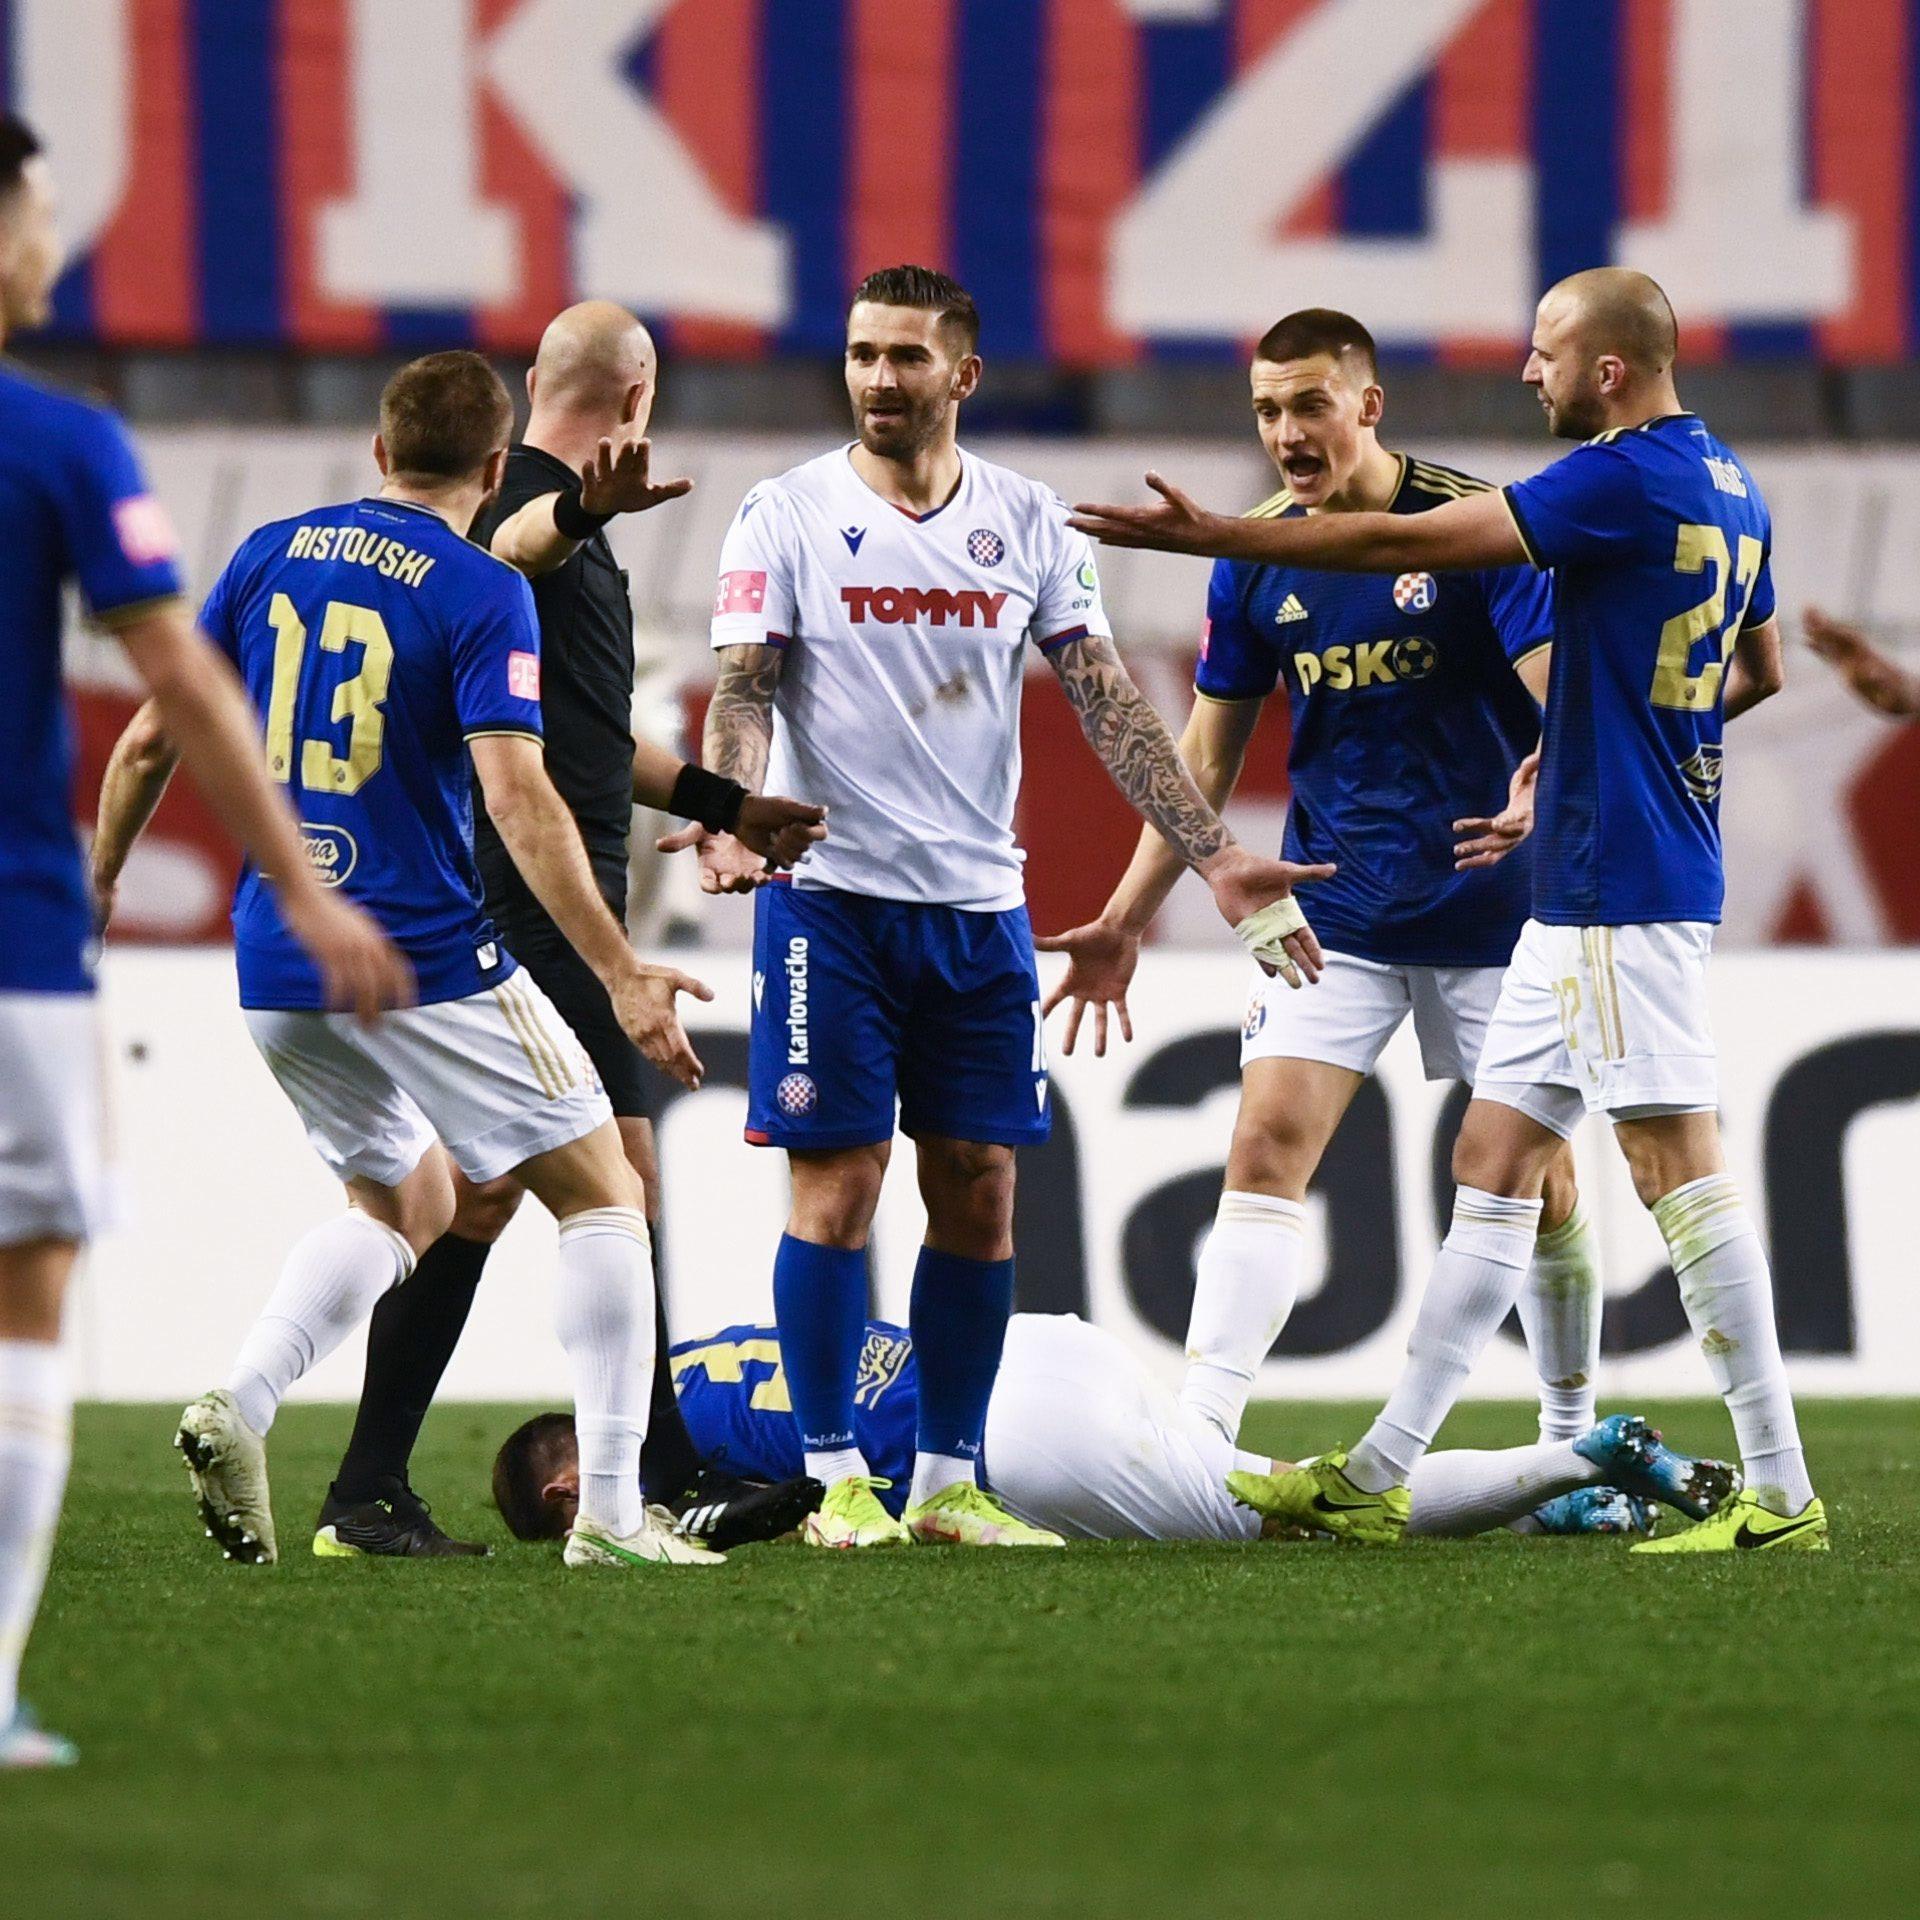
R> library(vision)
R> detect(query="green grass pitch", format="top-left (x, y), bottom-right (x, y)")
top-left (6, 1399), bottom-right (1916, 1919)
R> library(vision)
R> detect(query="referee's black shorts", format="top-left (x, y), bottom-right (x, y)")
top-left (490, 894), bottom-right (662, 1123)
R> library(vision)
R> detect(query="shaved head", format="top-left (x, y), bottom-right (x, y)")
top-left (1541, 268), bottom-right (1678, 376)
top-left (1524, 268), bottom-right (1682, 441)
top-left (530, 300), bottom-right (656, 416)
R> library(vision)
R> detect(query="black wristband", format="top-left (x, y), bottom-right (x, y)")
top-left (551, 481), bottom-right (614, 542)
top-left (669, 762), bottom-right (748, 835)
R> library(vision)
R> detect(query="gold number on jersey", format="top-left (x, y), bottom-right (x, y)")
top-left (262, 594), bottom-right (396, 795)
top-left (1649, 524), bottom-right (1765, 712)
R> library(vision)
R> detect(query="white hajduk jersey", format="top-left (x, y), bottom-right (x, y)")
top-left (709, 444), bottom-right (1111, 909)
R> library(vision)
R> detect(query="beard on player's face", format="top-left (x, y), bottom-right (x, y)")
top-left (851, 376), bottom-right (953, 460)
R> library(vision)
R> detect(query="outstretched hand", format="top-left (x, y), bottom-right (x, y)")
top-left (1034, 917), bottom-right (1142, 1057)
top-left (1068, 473), bottom-right (1225, 554)
top-left (1199, 846), bottom-right (1334, 987)
top-left (579, 432), bottom-right (694, 520)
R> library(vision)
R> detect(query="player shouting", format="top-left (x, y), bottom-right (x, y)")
top-left (703, 266), bottom-right (1330, 1549)
top-left (1044, 309), bottom-right (1603, 1451)
top-left (1073, 269), bottom-right (1819, 1554)
top-left (0, 116), bottom-right (407, 1767)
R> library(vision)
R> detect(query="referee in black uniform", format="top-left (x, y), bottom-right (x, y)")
top-left (312, 304), bottom-right (824, 1556)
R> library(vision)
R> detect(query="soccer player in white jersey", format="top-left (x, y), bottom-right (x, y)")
top-left (1075, 268), bottom-right (1821, 1554)
top-left (0, 116), bottom-right (407, 1766)
top-left (703, 265), bottom-right (1330, 1550)
top-left (100, 353), bottom-right (723, 1574)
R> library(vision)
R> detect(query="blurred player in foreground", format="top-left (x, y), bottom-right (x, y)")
top-left (490, 1315), bottom-right (1735, 1548)
top-left (1043, 308), bottom-right (1603, 1454)
top-left (0, 116), bottom-right (407, 1767)
top-left (1073, 269), bottom-right (1820, 1555)
top-left (703, 266), bottom-right (1332, 1550)
top-left (1803, 607), bottom-right (1920, 718)
top-left (96, 352), bottom-right (724, 1575)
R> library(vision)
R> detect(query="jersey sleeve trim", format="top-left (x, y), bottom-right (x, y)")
top-left (1500, 487), bottom-right (1547, 569)
top-left (1509, 639), bottom-right (1553, 670)
top-left (463, 727), bottom-right (545, 746)
top-left (1193, 686), bottom-right (1266, 706)
top-left (92, 591), bottom-right (187, 631)
top-left (1034, 623), bottom-right (1091, 654)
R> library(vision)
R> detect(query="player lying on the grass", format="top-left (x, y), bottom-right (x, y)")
top-left (95, 306), bottom-right (827, 1562)
top-left (0, 117), bottom-right (409, 1770)
top-left (92, 352), bottom-right (757, 1575)
top-left (698, 264), bottom-right (1335, 1553)
top-left (490, 1313), bottom-right (1737, 1547)
top-left (1072, 269), bottom-right (1821, 1555)
top-left (1803, 606), bottom-right (1920, 718)
top-left (1042, 307), bottom-right (1605, 1457)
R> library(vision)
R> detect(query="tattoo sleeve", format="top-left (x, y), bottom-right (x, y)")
top-left (704, 644), bottom-right (784, 793)
top-left (1048, 635), bottom-right (1230, 867)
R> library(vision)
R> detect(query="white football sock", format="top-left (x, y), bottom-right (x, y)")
top-left (0, 1340), bottom-right (70, 1727)
top-left (1520, 1204), bottom-right (1602, 1440)
top-left (1178, 1191), bottom-right (1306, 1442)
top-left (1653, 1175), bottom-right (1814, 1515)
top-left (556, 1207), bottom-right (654, 1538)
top-left (805, 1446), bottom-right (871, 1486)
top-left (908, 1451), bottom-right (975, 1507)
top-left (227, 1211), bottom-right (413, 1436)
top-left (1346, 1188), bottom-right (1543, 1492)
top-left (1405, 1439), bottom-right (1601, 1537)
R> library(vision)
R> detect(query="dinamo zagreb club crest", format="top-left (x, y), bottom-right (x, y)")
top-left (1392, 571), bottom-right (1436, 612)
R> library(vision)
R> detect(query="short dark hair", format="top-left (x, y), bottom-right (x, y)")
top-left (1253, 308), bottom-right (1379, 383)
top-left (492, 1411), bottom-right (575, 1542)
top-left (850, 264), bottom-right (980, 354)
top-left (377, 350), bottom-right (513, 483)
top-left (1, 113), bottom-right (43, 197)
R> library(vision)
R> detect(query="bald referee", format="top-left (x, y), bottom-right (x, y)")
top-left (322, 305), bottom-right (823, 1554)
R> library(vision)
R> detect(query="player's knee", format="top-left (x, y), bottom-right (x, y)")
top-left (1223, 1108), bottom-right (1319, 1196)
top-left (452, 1173), bottom-right (525, 1245)
top-left (919, 1139), bottom-right (1016, 1257)
top-left (1615, 1116), bottom-right (1722, 1211)
top-left (1539, 1144), bottom-right (1581, 1231)
top-left (1449, 1101), bottom-right (1553, 1199)
top-left (788, 1144), bottom-right (889, 1248)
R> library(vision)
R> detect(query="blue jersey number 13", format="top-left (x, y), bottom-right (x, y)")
top-left (264, 593), bottom-right (395, 795)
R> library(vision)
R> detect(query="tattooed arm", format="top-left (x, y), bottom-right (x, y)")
top-left (1042, 634), bottom-right (1333, 980)
top-left (692, 642), bottom-right (787, 893)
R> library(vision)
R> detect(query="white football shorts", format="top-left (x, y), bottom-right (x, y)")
top-left (983, 1315), bottom-right (1258, 1544)
top-left (244, 972), bottom-right (612, 1189)
top-left (0, 992), bottom-right (115, 1246)
top-left (1473, 919), bottom-right (1718, 1138)
top-left (1239, 948), bottom-right (1506, 1084)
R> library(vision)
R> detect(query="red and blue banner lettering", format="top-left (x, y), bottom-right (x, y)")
top-left (2, 0), bottom-right (1914, 362)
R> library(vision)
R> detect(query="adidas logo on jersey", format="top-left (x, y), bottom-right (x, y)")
top-left (1272, 593), bottom-right (1309, 624)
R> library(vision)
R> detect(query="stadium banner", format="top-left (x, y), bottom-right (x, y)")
top-left (1, 0), bottom-right (1911, 363)
top-left (72, 429), bottom-right (1920, 951)
top-left (71, 948), bottom-right (1920, 1403)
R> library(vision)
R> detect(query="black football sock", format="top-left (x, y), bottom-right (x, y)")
top-left (333, 1232), bottom-right (493, 1502)
top-left (639, 1284), bottom-right (702, 1503)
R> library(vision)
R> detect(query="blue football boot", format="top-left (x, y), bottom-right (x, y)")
top-left (1575, 1413), bottom-right (1740, 1522)
top-left (1532, 1486), bottom-right (1658, 1536)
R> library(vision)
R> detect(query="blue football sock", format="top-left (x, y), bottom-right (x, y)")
top-left (910, 1247), bottom-right (1015, 1462)
top-left (771, 1233), bottom-right (868, 1455)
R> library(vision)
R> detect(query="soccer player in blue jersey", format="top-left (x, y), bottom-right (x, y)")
top-left (489, 1314), bottom-right (1734, 1547)
top-left (1073, 268), bottom-right (1820, 1553)
top-left (98, 350), bottom-right (724, 1574)
top-left (0, 116), bottom-right (409, 1767)
top-left (1043, 310), bottom-right (1603, 1455)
